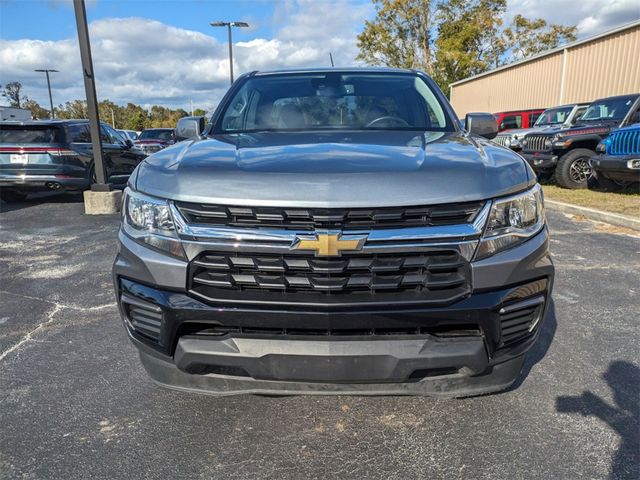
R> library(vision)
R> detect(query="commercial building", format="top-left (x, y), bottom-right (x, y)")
top-left (450, 20), bottom-right (640, 115)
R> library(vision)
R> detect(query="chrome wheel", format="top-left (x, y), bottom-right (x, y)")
top-left (569, 157), bottom-right (593, 184)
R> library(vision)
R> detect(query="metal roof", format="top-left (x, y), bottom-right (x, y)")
top-left (450, 19), bottom-right (640, 87)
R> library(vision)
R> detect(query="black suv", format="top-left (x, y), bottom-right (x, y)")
top-left (0, 119), bottom-right (146, 202)
top-left (521, 94), bottom-right (640, 188)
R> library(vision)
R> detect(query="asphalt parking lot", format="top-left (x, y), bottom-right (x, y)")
top-left (0, 193), bottom-right (638, 480)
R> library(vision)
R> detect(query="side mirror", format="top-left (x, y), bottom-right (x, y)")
top-left (176, 116), bottom-right (205, 141)
top-left (125, 139), bottom-right (133, 148)
top-left (465, 113), bottom-right (499, 140)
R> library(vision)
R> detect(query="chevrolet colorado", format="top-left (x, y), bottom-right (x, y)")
top-left (113, 68), bottom-right (554, 397)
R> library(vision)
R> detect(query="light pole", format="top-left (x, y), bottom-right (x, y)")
top-left (34, 69), bottom-right (58, 119)
top-left (210, 21), bottom-right (249, 85)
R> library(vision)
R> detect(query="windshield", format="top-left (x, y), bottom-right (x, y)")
top-left (139, 129), bottom-right (173, 140)
top-left (580, 97), bottom-right (638, 122)
top-left (216, 72), bottom-right (452, 133)
top-left (534, 106), bottom-right (573, 127)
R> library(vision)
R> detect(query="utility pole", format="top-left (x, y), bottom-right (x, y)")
top-left (34, 69), bottom-right (58, 118)
top-left (73, 0), bottom-right (111, 197)
top-left (210, 21), bottom-right (249, 85)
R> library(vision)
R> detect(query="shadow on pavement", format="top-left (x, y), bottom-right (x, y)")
top-left (0, 191), bottom-right (84, 213)
top-left (508, 298), bottom-right (558, 391)
top-left (556, 361), bottom-right (639, 480)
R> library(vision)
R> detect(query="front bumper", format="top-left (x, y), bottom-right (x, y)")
top-left (591, 156), bottom-right (640, 183)
top-left (113, 226), bottom-right (554, 396)
top-left (521, 153), bottom-right (558, 171)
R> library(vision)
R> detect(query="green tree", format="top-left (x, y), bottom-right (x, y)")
top-left (503, 15), bottom-right (577, 62)
top-left (1, 81), bottom-right (26, 108)
top-left (23, 99), bottom-right (50, 119)
top-left (433, 0), bottom-right (506, 92)
top-left (357, 0), bottom-right (434, 75)
top-left (56, 100), bottom-right (88, 119)
top-left (193, 108), bottom-right (207, 117)
top-left (357, 0), bottom-right (578, 93)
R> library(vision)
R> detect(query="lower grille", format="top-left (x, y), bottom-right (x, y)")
top-left (122, 294), bottom-right (163, 342)
top-left (523, 135), bottom-right (550, 153)
top-left (499, 296), bottom-right (545, 345)
top-left (187, 324), bottom-right (481, 338)
top-left (188, 251), bottom-right (471, 305)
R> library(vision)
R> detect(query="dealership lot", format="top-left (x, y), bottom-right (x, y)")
top-left (0, 195), bottom-right (638, 480)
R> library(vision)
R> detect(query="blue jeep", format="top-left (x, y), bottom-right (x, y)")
top-left (590, 123), bottom-right (640, 191)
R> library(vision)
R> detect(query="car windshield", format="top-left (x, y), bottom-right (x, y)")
top-left (534, 106), bottom-right (573, 127)
top-left (580, 97), bottom-right (638, 122)
top-left (139, 129), bottom-right (173, 140)
top-left (0, 125), bottom-right (63, 143)
top-left (216, 72), bottom-right (452, 133)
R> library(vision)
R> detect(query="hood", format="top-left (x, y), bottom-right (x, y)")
top-left (498, 127), bottom-right (536, 139)
top-left (135, 131), bottom-right (532, 208)
top-left (535, 121), bottom-right (615, 137)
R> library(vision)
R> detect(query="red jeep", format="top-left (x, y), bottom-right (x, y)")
top-left (494, 109), bottom-right (546, 132)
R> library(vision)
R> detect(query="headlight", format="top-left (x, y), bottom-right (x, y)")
top-left (122, 188), bottom-right (185, 258)
top-left (544, 138), bottom-right (553, 148)
top-left (476, 185), bottom-right (545, 260)
top-left (505, 138), bottom-right (511, 147)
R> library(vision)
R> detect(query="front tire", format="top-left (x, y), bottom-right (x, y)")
top-left (555, 148), bottom-right (594, 189)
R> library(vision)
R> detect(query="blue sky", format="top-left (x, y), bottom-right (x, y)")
top-left (1, 0), bottom-right (280, 42)
top-left (1, 0), bottom-right (638, 111)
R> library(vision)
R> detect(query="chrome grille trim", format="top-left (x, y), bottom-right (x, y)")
top-left (493, 135), bottom-right (510, 147)
top-left (523, 135), bottom-right (550, 153)
top-left (171, 202), bottom-right (489, 261)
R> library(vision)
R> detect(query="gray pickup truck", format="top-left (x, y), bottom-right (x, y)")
top-left (113, 68), bottom-right (554, 397)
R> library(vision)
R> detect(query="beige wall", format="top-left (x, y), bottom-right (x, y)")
top-left (450, 24), bottom-right (640, 116)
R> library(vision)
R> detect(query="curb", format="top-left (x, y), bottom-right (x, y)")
top-left (546, 199), bottom-right (640, 231)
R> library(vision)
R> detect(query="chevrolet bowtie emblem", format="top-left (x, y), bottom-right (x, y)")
top-left (294, 233), bottom-right (367, 256)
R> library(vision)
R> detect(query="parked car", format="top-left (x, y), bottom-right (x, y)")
top-left (117, 129), bottom-right (139, 142)
top-left (0, 119), bottom-right (146, 201)
top-left (521, 94), bottom-right (640, 188)
top-left (494, 108), bottom-right (545, 132)
top-left (589, 123), bottom-right (640, 190)
top-left (113, 68), bottom-right (554, 398)
top-left (134, 128), bottom-right (176, 156)
top-left (493, 103), bottom-right (589, 151)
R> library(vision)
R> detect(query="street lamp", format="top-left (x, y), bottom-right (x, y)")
top-left (210, 21), bottom-right (249, 85)
top-left (34, 69), bottom-right (58, 119)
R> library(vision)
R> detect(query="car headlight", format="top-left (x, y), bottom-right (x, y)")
top-left (544, 138), bottom-right (553, 148)
top-left (476, 185), bottom-right (545, 260)
top-left (122, 188), bottom-right (185, 258)
top-left (505, 138), bottom-right (512, 147)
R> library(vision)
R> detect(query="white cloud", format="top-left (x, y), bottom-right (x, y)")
top-left (0, 0), bottom-right (373, 110)
top-left (506, 0), bottom-right (640, 38)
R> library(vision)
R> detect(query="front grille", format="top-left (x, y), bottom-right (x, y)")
top-left (493, 135), bottom-right (510, 147)
top-left (122, 294), bottom-right (163, 342)
top-left (608, 129), bottom-right (640, 156)
top-left (523, 135), bottom-right (550, 153)
top-left (186, 324), bottom-right (481, 337)
top-left (175, 201), bottom-right (484, 231)
top-left (188, 251), bottom-right (471, 305)
top-left (499, 296), bottom-right (545, 345)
